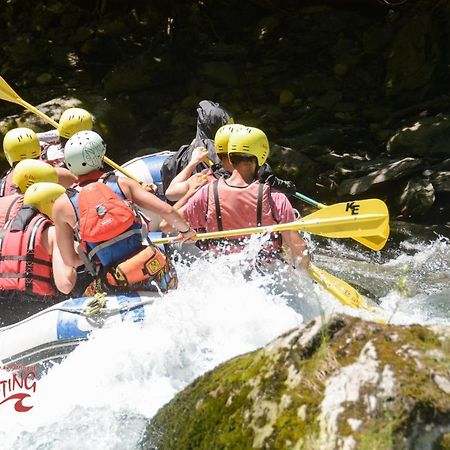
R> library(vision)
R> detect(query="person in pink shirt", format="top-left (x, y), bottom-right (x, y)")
top-left (180, 126), bottom-right (309, 270)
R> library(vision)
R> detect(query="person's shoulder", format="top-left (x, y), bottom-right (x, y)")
top-left (188, 183), bottom-right (209, 204)
top-left (270, 189), bottom-right (292, 206)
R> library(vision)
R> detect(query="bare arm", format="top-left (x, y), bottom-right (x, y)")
top-left (165, 146), bottom-right (208, 201)
top-left (160, 172), bottom-right (209, 231)
top-left (120, 177), bottom-right (195, 240)
top-left (53, 195), bottom-right (83, 268)
top-left (48, 226), bottom-right (77, 294)
top-left (55, 167), bottom-right (78, 188)
top-left (281, 230), bottom-right (310, 270)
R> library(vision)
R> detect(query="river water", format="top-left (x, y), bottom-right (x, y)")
top-left (0, 222), bottom-right (449, 449)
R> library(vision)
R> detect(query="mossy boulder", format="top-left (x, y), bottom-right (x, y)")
top-left (143, 315), bottom-right (450, 450)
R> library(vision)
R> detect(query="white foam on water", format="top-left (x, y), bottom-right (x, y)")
top-left (0, 234), bottom-right (448, 449)
top-left (0, 244), bottom-right (312, 449)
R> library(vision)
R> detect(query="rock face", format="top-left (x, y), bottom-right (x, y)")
top-left (1, 1), bottom-right (450, 221)
top-left (143, 315), bottom-right (450, 450)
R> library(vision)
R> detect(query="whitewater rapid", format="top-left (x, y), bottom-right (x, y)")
top-left (0, 231), bottom-right (449, 449)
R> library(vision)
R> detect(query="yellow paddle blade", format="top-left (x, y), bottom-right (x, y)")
top-left (308, 264), bottom-right (370, 310)
top-left (300, 199), bottom-right (389, 239)
top-left (0, 75), bottom-right (21, 103)
top-left (314, 199), bottom-right (390, 250)
top-left (0, 74), bottom-right (59, 128)
top-left (352, 223), bottom-right (390, 251)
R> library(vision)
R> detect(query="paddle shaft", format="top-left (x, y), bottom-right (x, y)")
top-left (153, 212), bottom-right (387, 246)
top-left (294, 192), bottom-right (325, 209)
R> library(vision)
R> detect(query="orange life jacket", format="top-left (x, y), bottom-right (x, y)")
top-left (0, 206), bottom-right (56, 298)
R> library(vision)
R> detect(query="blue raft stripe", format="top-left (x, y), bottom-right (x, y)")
top-left (56, 293), bottom-right (146, 341)
top-left (57, 297), bottom-right (91, 341)
top-left (116, 292), bottom-right (145, 323)
top-left (142, 154), bottom-right (167, 184)
top-left (143, 154), bottom-right (169, 200)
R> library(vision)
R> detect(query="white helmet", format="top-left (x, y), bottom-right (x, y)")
top-left (64, 130), bottom-right (106, 175)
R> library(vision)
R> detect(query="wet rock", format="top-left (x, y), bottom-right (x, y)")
top-left (143, 315), bottom-right (450, 450)
top-left (198, 62), bottom-right (238, 87)
top-left (337, 157), bottom-right (422, 196)
top-left (431, 171), bottom-right (450, 193)
top-left (269, 144), bottom-right (320, 192)
top-left (387, 115), bottom-right (450, 158)
top-left (278, 89), bottom-right (295, 106)
top-left (396, 177), bottom-right (435, 218)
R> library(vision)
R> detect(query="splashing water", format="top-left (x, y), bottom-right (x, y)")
top-left (0, 231), bottom-right (448, 449)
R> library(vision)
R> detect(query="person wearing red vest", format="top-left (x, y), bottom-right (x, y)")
top-left (180, 126), bottom-right (310, 269)
top-left (0, 128), bottom-right (78, 197)
top-left (0, 183), bottom-right (75, 326)
top-left (52, 130), bottom-right (196, 298)
top-left (0, 159), bottom-right (59, 229)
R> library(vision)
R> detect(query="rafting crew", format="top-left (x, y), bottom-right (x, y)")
top-left (0, 182), bottom-right (75, 326)
top-left (164, 123), bottom-right (298, 206)
top-left (0, 127), bottom-right (77, 197)
top-left (162, 126), bottom-right (310, 270)
top-left (52, 130), bottom-right (195, 299)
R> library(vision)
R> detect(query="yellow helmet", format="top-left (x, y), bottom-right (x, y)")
top-left (23, 182), bottom-right (66, 220)
top-left (214, 124), bottom-right (245, 154)
top-left (58, 107), bottom-right (93, 139)
top-left (228, 126), bottom-right (270, 166)
top-left (3, 128), bottom-right (40, 167)
top-left (12, 159), bottom-right (58, 194)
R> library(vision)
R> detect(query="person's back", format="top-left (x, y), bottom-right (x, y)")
top-left (182, 127), bottom-right (309, 269)
top-left (53, 130), bottom-right (195, 296)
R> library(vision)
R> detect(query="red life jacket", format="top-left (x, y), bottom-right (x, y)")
top-left (205, 178), bottom-right (281, 253)
top-left (0, 206), bottom-right (56, 298)
top-left (0, 193), bottom-right (23, 228)
top-left (0, 170), bottom-right (19, 197)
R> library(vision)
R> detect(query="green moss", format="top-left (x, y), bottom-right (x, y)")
top-left (357, 411), bottom-right (396, 450)
top-left (142, 317), bottom-right (450, 450)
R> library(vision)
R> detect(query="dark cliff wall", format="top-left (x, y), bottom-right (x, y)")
top-left (1, 0), bottom-right (449, 221)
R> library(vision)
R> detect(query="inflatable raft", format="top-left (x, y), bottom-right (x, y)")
top-left (0, 292), bottom-right (161, 371)
top-left (0, 151), bottom-right (173, 371)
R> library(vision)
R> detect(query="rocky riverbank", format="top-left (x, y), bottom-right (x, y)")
top-left (0, 1), bottom-right (450, 223)
top-left (142, 314), bottom-right (450, 450)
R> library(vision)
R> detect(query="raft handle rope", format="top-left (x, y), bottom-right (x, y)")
top-left (0, 296), bottom-right (160, 332)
